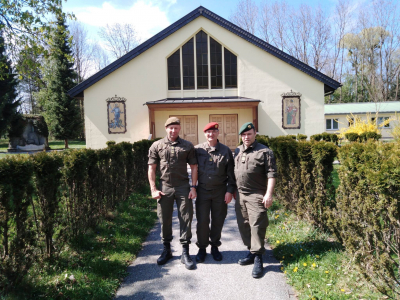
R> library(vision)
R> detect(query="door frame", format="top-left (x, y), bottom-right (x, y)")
top-left (209, 113), bottom-right (239, 150)
top-left (169, 114), bottom-right (199, 145)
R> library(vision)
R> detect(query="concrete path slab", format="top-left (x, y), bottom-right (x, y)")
top-left (115, 199), bottom-right (297, 300)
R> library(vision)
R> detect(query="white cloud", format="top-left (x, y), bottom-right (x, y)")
top-left (74, 1), bottom-right (172, 41)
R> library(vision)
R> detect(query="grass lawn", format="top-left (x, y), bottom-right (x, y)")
top-left (0, 139), bottom-right (86, 156)
top-left (267, 202), bottom-right (384, 299)
top-left (5, 190), bottom-right (157, 300)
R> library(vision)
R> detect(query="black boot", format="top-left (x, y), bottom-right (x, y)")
top-left (238, 251), bottom-right (256, 265)
top-left (196, 248), bottom-right (207, 263)
top-left (181, 245), bottom-right (195, 270)
top-left (211, 246), bottom-right (223, 261)
top-left (252, 254), bottom-right (263, 278)
top-left (157, 242), bottom-right (172, 265)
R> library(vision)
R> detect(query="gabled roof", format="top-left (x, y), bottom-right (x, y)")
top-left (325, 101), bottom-right (400, 115)
top-left (68, 6), bottom-right (341, 98)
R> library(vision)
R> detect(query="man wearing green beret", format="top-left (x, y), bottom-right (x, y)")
top-left (194, 122), bottom-right (236, 263)
top-left (148, 117), bottom-right (198, 270)
top-left (234, 122), bottom-right (277, 278)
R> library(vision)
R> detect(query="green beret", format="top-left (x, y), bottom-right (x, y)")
top-left (239, 122), bottom-right (255, 135)
top-left (165, 117), bottom-right (180, 127)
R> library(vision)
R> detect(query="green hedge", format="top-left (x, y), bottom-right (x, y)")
top-left (328, 141), bottom-right (400, 297)
top-left (259, 136), bottom-right (398, 297)
top-left (258, 136), bottom-right (337, 228)
top-left (0, 139), bottom-right (155, 292)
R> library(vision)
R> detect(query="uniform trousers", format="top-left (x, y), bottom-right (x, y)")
top-left (157, 182), bottom-right (193, 245)
top-left (195, 186), bottom-right (227, 249)
top-left (235, 191), bottom-right (269, 255)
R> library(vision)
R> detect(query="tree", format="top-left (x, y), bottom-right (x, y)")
top-left (37, 13), bottom-right (82, 149)
top-left (17, 50), bottom-right (44, 114)
top-left (0, 31), bottom-right (20, 137)
top-left (0, 0), bottom-right (71, 77)
top-left (69, 21), bottom-right (97, 83)
top-left (98, 23), bottom-right (141, 60)
top-left (230, 0), bottom-right (258, 35)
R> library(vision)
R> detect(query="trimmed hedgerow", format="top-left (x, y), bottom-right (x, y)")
top-left (259, 137), bottom-right (337, 228)
top-left (296, 133), bottom-right (307, 141)
top-left (31, 151), bottom-right (63, 258)
top-left (328, 141), bottom-right (400, 297)
top-left (0, 139), bottom-right (156, 293)
top-left (0, 155), bottom-right (36, 293)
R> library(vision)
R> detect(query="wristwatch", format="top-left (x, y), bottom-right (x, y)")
top-left (190, 185), bottom-right (197, 189)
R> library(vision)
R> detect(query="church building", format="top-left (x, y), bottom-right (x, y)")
top-left (69, 6), bottom-right (341, 150)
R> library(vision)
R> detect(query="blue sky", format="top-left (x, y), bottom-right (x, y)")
top-left (63, 0), bottom-right (338, 42)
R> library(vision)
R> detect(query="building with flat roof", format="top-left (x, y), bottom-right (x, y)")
top-left (324, 101), bottom-right (400, 139)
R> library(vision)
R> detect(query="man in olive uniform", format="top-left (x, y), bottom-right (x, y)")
top-left (194, 122), bottom-right (236, 263)
top-left (234, 122), bottom-right (277, 278)
top-left (148, 117), bottom-right (198, 270)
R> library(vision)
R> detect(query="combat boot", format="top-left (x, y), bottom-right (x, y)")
top-left (238, 251), bottom-right (256, 265)
top-left (196, 248), bottom-right (207, 263)
top-left (211, 245), bottom-right (223, 261)
top-left (252, 254), bottom-right (264, 278)
top-left (157, 242), bottom-right (172, 265)
top-left (181, 245), bottom-right (195, 270)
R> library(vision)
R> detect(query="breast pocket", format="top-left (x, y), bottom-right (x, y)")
top-left (217, 155), bottom-right (227, 168)
top-left (248, 152), bottom-right (264, 172)
top-left (158, 147), bottom-right (168, 161)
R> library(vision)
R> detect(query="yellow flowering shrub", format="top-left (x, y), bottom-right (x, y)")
top-left (390, 112), bottom-right (400, 141)
top-left (337, 113), bottom-right (383, 140)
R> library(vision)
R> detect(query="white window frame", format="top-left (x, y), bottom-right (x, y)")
top-left (326, 118), bottom-right (338, 130)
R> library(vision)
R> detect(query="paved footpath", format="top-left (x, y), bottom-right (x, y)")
top-left (114, 198), bottom-right (297, 300)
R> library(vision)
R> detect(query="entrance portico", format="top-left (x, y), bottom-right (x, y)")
top-left (145, 97), bottom-right (260, 149)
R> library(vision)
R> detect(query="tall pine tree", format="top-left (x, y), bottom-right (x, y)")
top-left (39, 12), bottom-right (81, 148)
top-left (0, 31), bottom-right (20, 138)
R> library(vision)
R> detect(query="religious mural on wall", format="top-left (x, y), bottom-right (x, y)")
top-left (107, 95), bottom-right (127, 134)
top-left (282, 91), bottom-right (301, 129)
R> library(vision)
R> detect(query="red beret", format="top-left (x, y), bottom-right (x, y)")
top-left (203, 122), bottom-right (219, 132)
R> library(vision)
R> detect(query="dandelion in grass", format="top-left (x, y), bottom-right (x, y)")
top-left (303, 263), bottom-right (307, 267)
top-left (341, 289), bottom-right (345, 292)
top-left (316, 255), bottom-right (319, 258)
top-left (325, 271), bottom-right (329, 274)
top-left (300, 249), bottom-right (303, 251)
top-left (312, 263), bottom-right (316, 268)
top-left (293, 267), bottom-right (298, 272)
top-left (282, 256), bottom-right (285, 259)
top-left (281, 267), bottom-right (284, 271)
top-left (276, 240), bottom-right (280, 244)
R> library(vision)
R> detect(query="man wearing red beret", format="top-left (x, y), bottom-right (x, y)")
top-left (194, 122), bottom-right (236, 263)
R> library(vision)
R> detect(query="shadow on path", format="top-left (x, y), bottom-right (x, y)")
top-left (115, 199), bottom-right (297, 300)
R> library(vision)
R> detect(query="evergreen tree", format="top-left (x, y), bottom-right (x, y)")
top-left (0, 31), bottom-right (20, 137)
top-left (38, 13), bottom-right (82, 149)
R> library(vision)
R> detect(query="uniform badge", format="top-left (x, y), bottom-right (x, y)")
top-left (209, 157), bottom-right (213, 161)
top-left (247, 125), bottom-right (251, 128)
top-left (215, 125), bottom-right (218, 128)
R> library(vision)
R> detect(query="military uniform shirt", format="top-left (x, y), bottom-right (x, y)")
top-left (195, 141), bottom-right (236, 193)
top-left (234, 141), bottom-right (277, 194)
top-left (148, 136), bottom-right (197, 187)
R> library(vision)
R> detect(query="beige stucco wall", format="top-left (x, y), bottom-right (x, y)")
top-left (83, 16), bottom-right (326, 149)
top-left (325, 113), bottom-right (395, 139)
